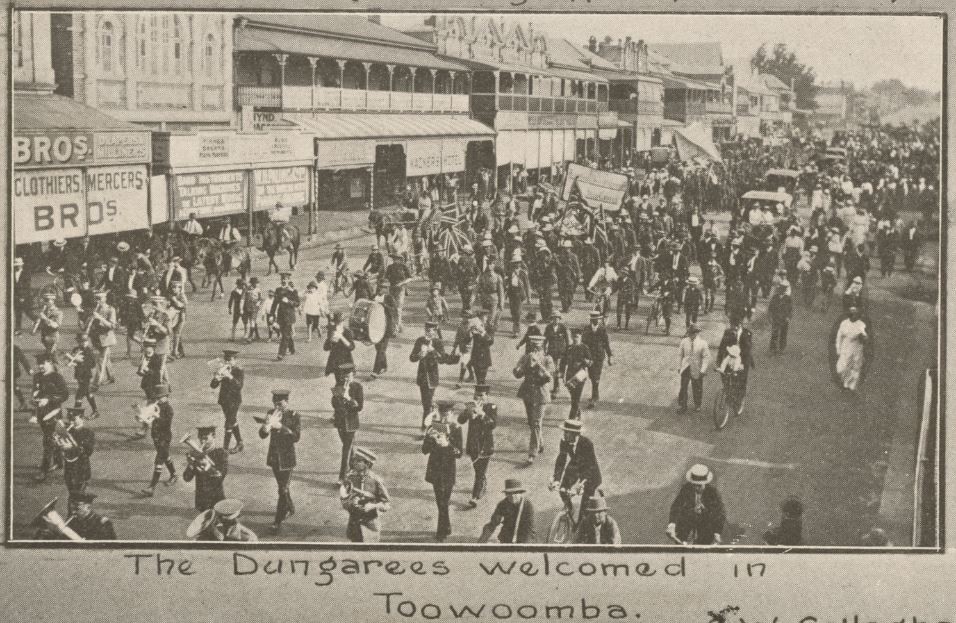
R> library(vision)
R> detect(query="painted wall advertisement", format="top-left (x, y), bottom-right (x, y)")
top-left (173, 170), bottom-right (247, 219)
top-left (13, 165), bottom-right (149, 244)
top-left (14, 130), bottom-right (151, 169)
top-left (253, 167), bottom-right (309, 211)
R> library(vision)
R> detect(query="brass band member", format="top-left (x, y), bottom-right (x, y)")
top-left (422, 399), bottom-right (463, 543)
top-left (410, 321), bottom-right (453, 431)
top-left (188, 499), bottom-right (258, 542)
top-left (513, 334), bottom-right (554, 465)
top-left (35, 492), bottom-right (117, 540)
top-left (35, 292), bottom-right (63, 356)
top-left (478, 478), bottom-right (536, 544)
top-left (259, 389), bottom-right (301, 534)
top-left (271, 272), bottom-right (299, 361)
top-left (68, 332), bottom-right (101, 418)
top-left (182, 419), bottom-right (228, 512)
top-left (135, 338), bottom-right (169, 438)
top-left (88, 289), bottom-right (118, 385)
top-left (340, 447), bottom-right (390, 543)
top-left (140, 384), bottom-right (178, 496)
top-left (143, 294), bottom-right (171, 357)
top-left (457, 384), bottom-right (497, 508)
top-left (210, 349), bottom-right (244, 453)
top-left (331, 362), bottom-right (363, 483)
top-left (32, 352), bottom-right (70, 482)
top-left (59, 406), bottom-right (95, 512)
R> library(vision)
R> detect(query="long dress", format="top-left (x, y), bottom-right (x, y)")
top-left (835, 318), bottom-right (868, 390)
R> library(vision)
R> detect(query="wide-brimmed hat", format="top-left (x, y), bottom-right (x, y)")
top-left (117, 241), bottom-right (131, 252)
top-left (583, 497), bottom-right (609, 513)
top-left (503, 478), bottom-right (526, 494)
top-left (52, 239), bottom-right (67, 248)
top-left (560, 419), bottom-right (583, 434)
top-left (686, 463), bottom-right (713, 485)
top-left (13, 257), bottom-right (23, 267)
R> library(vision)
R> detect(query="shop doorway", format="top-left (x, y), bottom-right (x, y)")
top-left (374, 144), bottom-right (406, 208)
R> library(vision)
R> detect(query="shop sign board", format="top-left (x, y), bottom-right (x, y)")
top-left (253, 166), bottom-right (309, 210)
top-left (173, 170), bottom-right (246, 219)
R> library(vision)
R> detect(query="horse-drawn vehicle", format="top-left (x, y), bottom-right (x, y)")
top-left (764, 168), bottom-right (801, 195)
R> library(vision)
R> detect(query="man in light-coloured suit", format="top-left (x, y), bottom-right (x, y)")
top-left (677, 323), bottom-right (710, 413)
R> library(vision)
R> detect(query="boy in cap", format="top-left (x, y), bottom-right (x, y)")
top-left (452, 311), bottom-right (475, 389)
top-left (422, 399), bottom-right (463, 542)
top-left (682, 276), bottom-right (702, 328)
top-left (227, 278), bottom-right (247, 341)
top-left (211, 349), bottom-right (245, 453)
top-left (666, 464), bottom-right (726, 545)
top-left (243, 277), bottom-right (263, 342)
top-left (261, 289), bottom-right (276, 342)
top-left (458, 384), bottom-right (497, 507)
top-left (478, 478), bottom-right (536, 543)
top-left (271, 272), bottom-right (300, 361)
top-left (183, 419), bottom-right (228, 512)
top-left (214, 499), bottom-right (258, 541)
top-left (140, 384), bottom-right (177, 496)
top-left (544, 312), bottom-right (571, 400)
top-left (340, 447), bottom-right (390, 542)
top-left (332, 363), bottom-right (363, 483)
top-left (60, 405), bottom-right (96, 512)
top-left (259, 389), bottom-right (301, 533)
top-left (411, 321), bottom-right (452, 428)
top-left (563, 329), bottom-right (593, 420)
top-left (513, 335), bottom-right (554, 464)
top-left (69, 332), bottom-right (100, 418)
top-left (574, 495), bottom-right (621, 544)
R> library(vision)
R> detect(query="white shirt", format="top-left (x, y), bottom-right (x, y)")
top-left (678, 336), bottom-right (711, 378)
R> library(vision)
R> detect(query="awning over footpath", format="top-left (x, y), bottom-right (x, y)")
top-left (291, 113), bottom-right (494, 140)
top-left (236, 24), bottom-right (470, 72)
top-left (673, 122), bottom-right (722, 162)
top-left (15, 92), bottom-right (146, 134)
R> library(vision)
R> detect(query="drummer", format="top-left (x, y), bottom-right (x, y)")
top-left (563, 328), bottom-right (593, 420)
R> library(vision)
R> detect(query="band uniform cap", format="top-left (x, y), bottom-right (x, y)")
top-left (560, 419), bottom-right (584, 433)
top-left (280, 271), bottom-right (292, 278)
top-left (726, 344), bottom-right (741, 357)
top-left (150, 384), bottom-right (171, 399)
top-left (424, 320), bottom-right (439, 329)
top-left (213, 499), bottom-right (243, 520)
top-left (117, 241), bottom-right (131, 252)
top-left (550, 311), bottom-right (562, 319)
top-left (141, 337), bottom-right (158, 348)
top-left (352, 446), bottom-right (377, 465)
top-left (14, 257), bottom-right (24, 267)
top-left (570, 327), bottom-right (583, 336)
top-left (272, 389), bottom-right (291, 400)
top-left (196, 417), bottom-right (218, 433)
top-left (435, 399), bottom-right (457, 412)
top-left (35, 352), bottom-right (54, 363)
top-left (686, 463), bottom-right (714, 485)
top-left (222, 349), bottom-right (240, 358)
top-left (73, 492), bottom-right (97, 503)
top-left (589, 310), bottom-right (603, 319)
top-left (474, 383), bottom-right (491, 396)
top-left (583, 497), bottom-right (609, 513)
top-left (503, 478), bottom-right (526, 494)
top-left (687, 276), bottom-right (700, 285)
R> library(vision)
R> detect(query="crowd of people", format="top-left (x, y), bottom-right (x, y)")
top-left (18, 120), bottom-right (936, 544)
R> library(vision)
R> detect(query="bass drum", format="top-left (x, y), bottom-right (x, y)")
top-left (350, 299), bottom-right (387, 345)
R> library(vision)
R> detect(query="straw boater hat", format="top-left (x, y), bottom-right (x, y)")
top-left (117, 241), bottom-right (130, 252)
top-left (559, 419), bottom-right (583, 434)
top-left (53, 239), bottom-right (67, 248)
top-left (685, 463), bottom-right (713, 485)
top-left (352, 446), bottom-right (377, 466)
top-left (14, 257), bottom-right (23, 267)
top-left (503, 478), bottom-right (526, 494)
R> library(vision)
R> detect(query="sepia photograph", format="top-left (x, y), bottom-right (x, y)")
top-left (9, 9), bottom-right (943, 550)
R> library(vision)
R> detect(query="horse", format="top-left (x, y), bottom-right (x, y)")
top-left (197, 240), bottom-right (252, 301)
top-left (261, 222), bottom-right (301, 275)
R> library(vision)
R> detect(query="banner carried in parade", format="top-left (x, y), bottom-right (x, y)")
top-left (560, 163), bottom-right (629, 212)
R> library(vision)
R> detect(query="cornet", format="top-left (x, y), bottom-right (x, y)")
top-left (134, 402), bottom-right (160, 426)
top-left (254, 408), bottom-right (282, 430)
top-left (53, 421), bottom-right (78, 453)
top-left (180, 433), bottom-right (218, 475)
top-left (208, 358), bottom-right (232, 381)
top-left (31, 498), bottom-right (83, 541)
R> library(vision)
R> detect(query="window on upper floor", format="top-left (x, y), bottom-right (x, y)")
top-left (13, 14), bottom-right (23, 68)
top-left (172, 17), bottom-right (183, 74)
top-left (203, 33), bottom-right (218, 79)
top-left (96, 19), bottom-right (123, 74)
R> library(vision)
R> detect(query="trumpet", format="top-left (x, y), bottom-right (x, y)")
top-left (425, 418), bottom-right (451, 447)
top-left (134, 401), bottom-right (160, 426)
top-left (180, 433), bottom-right (218, 475)
top-left (209, 359), bottom-right (232, 381)
top-left (31, 498), bottom-right (84, 541)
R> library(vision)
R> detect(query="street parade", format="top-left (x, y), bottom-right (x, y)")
top-left (11, 11), bottom-right (940, 547)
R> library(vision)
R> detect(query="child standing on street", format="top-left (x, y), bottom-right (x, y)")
top-left (262, 289), bottom-right (276, 342)
top-left (243, 277), bottom-right (263, 342)
top-left (303, 281), bottom-right (327, 342)
top-left (228, 278), bottom-right (246, 341)
top-left (426, 284), bottom-right (449, 329)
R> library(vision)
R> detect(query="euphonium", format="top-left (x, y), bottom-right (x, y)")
top-left (180, 433), bottom-right (216, 474)
top-left (31, 498), bottom-right (84, 541)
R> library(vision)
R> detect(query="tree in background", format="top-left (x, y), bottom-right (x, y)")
top-left (751, 43), bottom-right (818, 111)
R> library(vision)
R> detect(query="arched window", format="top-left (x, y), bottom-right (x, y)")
top-left (98, 21), bottom-right (115, 72)
top-left (203, 33), bottom-right (217, 78)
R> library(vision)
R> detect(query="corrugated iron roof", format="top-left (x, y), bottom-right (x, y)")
top-left (647, 42), bottom-right (724, 76)
top-left (239, 14), bottom-right (437, 51)
top-left (761, 73), bottom-right (793, 92)
top-left (14, 92), bottom-right (144, 132)
top-left (236, 22), bottom-right (470, 72)
top-left (291, 113), bottom-right (494, 140)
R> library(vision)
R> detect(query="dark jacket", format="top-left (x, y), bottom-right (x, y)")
top-left (582, 325), bottom-right (612, 365)
top-left (271, 286), bottom-right (300, 326)
top-left (151, 401), bottom-right (174, 445)
top-left (410, 336), bottom-right (449, 389)
top-left (422, 420), bottom-right (463, 486)
top-left (717, 327), bottom-right (755, 370)
top-left (35, 371), bottom-right (70, 419)
top-left (574, 515), bottom-right (622, 544)
top-left (563, 343), bottom-right (593, 380)
top-left (63, 426), bottom-right (95, 482)
top-left (71, 511), bottom-right (116, 540)
top-left (324, 327), bottom-right (356, 376)
top-left (553, 435), bottom-right (602, 489)
top-left (259, 409), bottom-right (301, 471)
top-left (544, 322), bottom-right (571, 358)
top-left (183, 447), bottom-right (228, 511)
top-left (210, 366), bottom-right (244, 408)
top-left (332, 381), bottom-right (364, 434)
top-left (668, 483), bottom-right (726, 545)
top-left (458, 402), bottom-right (496, 459)
top-left (469, 331), bottom-right (494, 371)
top-left (768, 293), bottom-right (793, 324)
top-left (480, 497), bottom-right (536, 544)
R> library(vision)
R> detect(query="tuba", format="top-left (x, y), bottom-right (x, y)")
top-left (185, 509), bottom-right (219, 540)
top-left (134, 402), bottom-right (160, 426)
top-left (31, 498), bottom-right (84, 541)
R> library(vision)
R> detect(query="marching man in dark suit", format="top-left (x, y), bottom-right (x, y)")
top-left (182, 419), bottom-right (228, 512)
top-left (332, 362), bottom-right (363, 483)
top-left (410, 321), bottom-right (454, 432)
top-left (479, 478), bottom-right (536, 544)
top-left (32, 352), bottom-right (70, 482)
top-left (422, 399), bottom-right (463, 542)
top-left (259, 389), bottom-right (301, 534)
top-left (340, 446), bottom-right (390, 543)
top-left (60, 406), bottom-right (95, 513)
top-left (458, 384), bottom-right (497, 507)
top-left (550, 419), bottom-right (602, 524)
top-left (271, 272), bottom-right (300, 361)
top-left (582, 310), bottom-right (613, 409)
top-left (666, 463), bottom-right (726, 545)
top-left (210, 349), bottom-right (245, 453)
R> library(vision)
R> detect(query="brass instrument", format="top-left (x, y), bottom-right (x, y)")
top-left (31, 498), bottom-right (84, 541)
top-left (62, 349), bottom-right (85, 369)
top-left (32, 310), bottom-right (52, 335)
top-left (254, 407), bottom-right (283, 431)
top-left (208, 358), bottom-right (232, 382)
top-left (180, 433), bottom-right (218, 475)
top-left (185, 509), bottom-right (219, 540)
top-left (52, 420), bottom-right (78, 453)
top-left (424, 414), bottom-right (451, 447)
top-left (339, 474), bottom-right (377, 513)
top-left (134, 402), bottom-right (160, 426)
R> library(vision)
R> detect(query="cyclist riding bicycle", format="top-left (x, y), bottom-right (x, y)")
top-left (716, 344), bottom-right (746, 416)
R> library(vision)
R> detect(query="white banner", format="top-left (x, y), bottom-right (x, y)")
top-left (316, 139), bottom-right (375, 169)
top-left (86, 165), bottom-right (149, 236)
top-left (441, 140), bottom-right (466, 173)
top-left (253, 166), bottom-right (309, 211)
top-left (13, 168), bottom-right (85, 244)
top-left (564, 129), bottom-right (575, 163)
top-left (406, 140), bottom-right (443, 177)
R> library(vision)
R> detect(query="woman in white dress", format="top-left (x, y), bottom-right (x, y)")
top-left (835, 306), bottom-right (868, 391)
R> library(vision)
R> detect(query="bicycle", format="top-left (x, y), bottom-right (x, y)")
top-left (713, 371), bottom-right (744, 430)
top-left (330, 264), bottom-right (354, 298)
top-left (645, 295), bottom-right (662, 335)
top-left (546, 479), bottom-right (587, 544)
